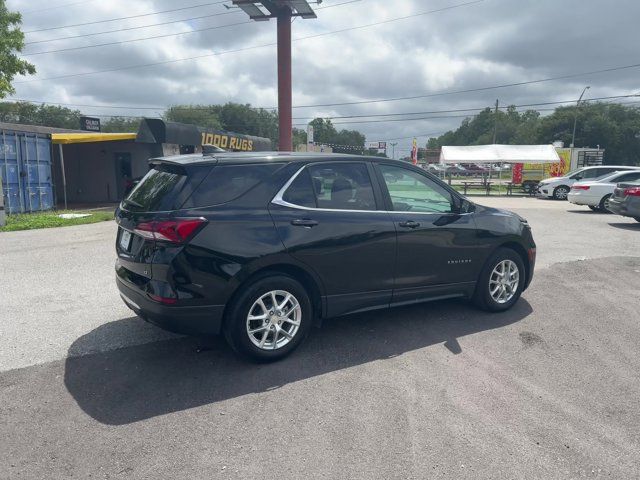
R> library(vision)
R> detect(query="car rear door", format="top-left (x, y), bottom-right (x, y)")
top-left (269, 161), bottom-right (397, 317)
top-left (373, 162), bottom-right (480, 305)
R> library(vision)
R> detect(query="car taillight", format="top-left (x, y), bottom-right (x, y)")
top-left (148, 293), bottom-right (178, 305)
top-left (571, 185), bottom-right (590, 190)
top-left (623, 186), bottom-right (640, 196)
top-left (134, 218), bottom-right (207, 244)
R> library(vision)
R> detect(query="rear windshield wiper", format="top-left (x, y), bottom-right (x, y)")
top-left (123, 198), bottom-right (143, 209)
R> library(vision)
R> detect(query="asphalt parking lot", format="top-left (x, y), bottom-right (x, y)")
top-left (1, 197), bottom-right (639, 479)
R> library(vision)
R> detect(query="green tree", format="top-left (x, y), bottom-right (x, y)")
top-left (164, 104), bottom-right (222, 130)
top-left (0, 1), bottom-right (35, 98)
top-left (164, 103), bottom-right (280, 146)
top-left (101, 116), bottom-right (141, 133)
top-left (307, 118), bottom-right (365, 154)
top-left (427, 102), bottom-right (640, 165)
top-left (0, 101), bottom-right (81, 128)
top-left (292, 127), bottom-right (307, 150)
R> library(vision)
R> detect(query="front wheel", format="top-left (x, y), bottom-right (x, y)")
top-left (473, 248), bottom-right (525, 312)
top-left (224, 275), bottom-right (312, 362)
top-left (553, 185), bottom-right (570, 200)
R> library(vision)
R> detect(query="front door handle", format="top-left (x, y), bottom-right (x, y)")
top-left (291, 218), bottom-right (319, 228)
top-left (398, 220), bottom-right (420, 229)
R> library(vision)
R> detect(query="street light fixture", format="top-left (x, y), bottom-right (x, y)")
top-left (570, 85), bottom-right (590, 149)
top-left (232, 1), bottom-right (320, 151)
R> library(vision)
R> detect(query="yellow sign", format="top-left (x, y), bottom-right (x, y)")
top-left (201, 132), bottom-right (254, 151)
top-left (518, 148), bottom-right (572, 182)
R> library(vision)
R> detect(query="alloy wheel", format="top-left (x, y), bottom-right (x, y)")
top-left (246, 290), bottom-right (301, 350)
top-left (489, 260), bottom-right (520, 304)
top-left (555, 186), bottom-right (569, 200)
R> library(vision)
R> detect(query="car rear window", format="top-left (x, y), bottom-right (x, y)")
top-left (183, 163), bottom-right (284, 208)
top-left (123, 163), bottom-right (196, 212)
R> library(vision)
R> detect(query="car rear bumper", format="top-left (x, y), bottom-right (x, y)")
top-left (567, 192), bottom-right (599, 206)
top-left (608, 197), bottom-right (640, 218)
top-left (116, 276), bottom-right (225, 336)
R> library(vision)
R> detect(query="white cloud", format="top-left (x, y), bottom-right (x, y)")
top-left (6, 0), bottom-right (640, 154)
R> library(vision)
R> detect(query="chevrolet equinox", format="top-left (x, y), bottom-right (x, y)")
top-left (115, 152), bottom-right (536, 361)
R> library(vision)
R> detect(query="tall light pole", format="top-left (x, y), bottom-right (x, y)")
top-left (571, 86), bottom-right (590, 149)
top-left (233, 1), bottom-right (320, 152)
top-left (390, 142), bottom-right (397, 159)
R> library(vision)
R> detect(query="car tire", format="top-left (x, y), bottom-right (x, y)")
top-left (553, 185), bottom-right (570, 200)
top-left (224, 274), bottom-right (312, 362)
top-left (473, 248), bottom-right (525, 312)
top-left (599, 194), bottom-right (613, 213)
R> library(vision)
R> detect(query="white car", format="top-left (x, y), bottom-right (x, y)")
top-left (537, 165), bottom-right (640, 200)
top-left (568, 170), bottom-right (640, 211)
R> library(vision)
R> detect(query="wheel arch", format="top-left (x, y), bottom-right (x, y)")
top-left (496, 241), bottom-right (531, 290)
top-left (222, 262), bottom-right (325, 330)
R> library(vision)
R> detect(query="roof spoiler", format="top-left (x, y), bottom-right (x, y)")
top-left (203, 144), bottom-right (226, 155)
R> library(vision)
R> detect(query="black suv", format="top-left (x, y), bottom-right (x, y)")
top-left (115, 152), bottom-right (536, 361)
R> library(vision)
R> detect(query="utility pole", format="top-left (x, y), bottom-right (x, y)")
top-left (492, 99), bottom-right (499, 144)
top-left (276, 9), bottom-right (292, 151)
top-left (390, 142), bottom-right (397, 159)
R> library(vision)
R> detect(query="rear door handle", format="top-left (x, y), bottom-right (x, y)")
top-left (398, 220), bottom-right (420, 229)
top-left (291, 218), bottom-right (318, 228)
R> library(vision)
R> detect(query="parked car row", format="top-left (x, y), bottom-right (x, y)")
top-left (536, 165), bottom-right (640, 200)
top-left (537, 165), bottom-right (640, 222)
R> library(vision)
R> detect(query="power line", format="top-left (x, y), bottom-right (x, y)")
top-left (283, 64), bottom-right (640, 109)
top-left (15, 0), bottom-right (484, 83)
top-left (19, 0), bottom-right (98, 15)
top-left (24, 12), bottom-right (243, 46)
top-left (6, 94), bottom-right (639, 117)
top-left (23, 19), bottom-right (252, 56)
top-left (20, 99), bottom-right (638, 126)
top-left (23, 0), bottom-right (360, 46)
top-left (23, 1), bottom-right (229, 33)
top-left (292, 94), bottom-right (640, 120)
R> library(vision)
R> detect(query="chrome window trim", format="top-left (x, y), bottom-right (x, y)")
top-left (271, 164), bottom-right (473, 216)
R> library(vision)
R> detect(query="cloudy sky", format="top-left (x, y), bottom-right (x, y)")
top-left (6, 0), bottom-right (640, 155)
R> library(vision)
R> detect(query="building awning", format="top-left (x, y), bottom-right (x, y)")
top-left (51, 132), bottom-right (137, 144)
top-left (439, 144), bottom-right (561, 164)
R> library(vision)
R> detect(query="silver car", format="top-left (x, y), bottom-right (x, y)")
top-left (608, 181), bottom-right (640, 222)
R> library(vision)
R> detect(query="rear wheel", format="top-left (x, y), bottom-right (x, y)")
top-left (224, 275), bottom-right (312, 362)
top-left (473, 248), bottom-right (525, 312)
top-left (553, 185), bottom-right (570, 200)
top-left (599, 194), bottom-right (613, 213)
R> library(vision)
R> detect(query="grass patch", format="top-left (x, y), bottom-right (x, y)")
top-left (0, 210), bottom-right (114, 232)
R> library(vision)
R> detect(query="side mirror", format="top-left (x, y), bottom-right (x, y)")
top-left (459, 198), bottom-right (475, 214)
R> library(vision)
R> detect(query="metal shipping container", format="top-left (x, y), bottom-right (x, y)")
top-left (1, 129), bottom-right (54, 214)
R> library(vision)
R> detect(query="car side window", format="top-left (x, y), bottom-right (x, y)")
top-left (379, 164), bottom-right (454, 214)
top-left (579, 169), bottom-right (601, 179)
top-left (282, 169), bottom-right (317, 208)
top-left (306, 163), bottom-right (376, 211)
top-left (618, 172), bottom-right (640, 182)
